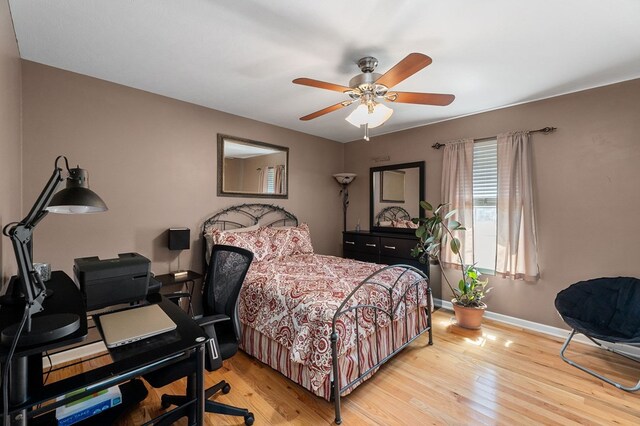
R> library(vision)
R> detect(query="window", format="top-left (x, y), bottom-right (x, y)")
top-left (442, 134), bottom-right (538, 280)
top-left (472, 139), bottom-right (497, 273)
top-left (265, 167), bottom-right (275, 194)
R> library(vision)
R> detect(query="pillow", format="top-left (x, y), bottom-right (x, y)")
top-left (391, 219), bottom-right (418, 229)
top-left (204, 226), bottom-right (271, 262)
top-left (264, 223), bottom-right (314, 259)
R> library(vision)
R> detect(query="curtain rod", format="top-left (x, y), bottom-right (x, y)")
top-left (431, 126), bottom-right (557, 150)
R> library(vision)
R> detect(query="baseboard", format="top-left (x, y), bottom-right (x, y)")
top-left (42, 341), bottom-right (108, 369)
top-left (434, 298), bottom-right (597, 345)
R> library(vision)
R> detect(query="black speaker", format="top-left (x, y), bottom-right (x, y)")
top-left (168, 228), bottom-right (190, 251)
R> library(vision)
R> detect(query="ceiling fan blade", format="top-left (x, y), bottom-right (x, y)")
top-left (293, 78), bottom-right (352, 93)
top-left (389, 92), bottom-right (455, 106)
top-left (299, 101), bottom-right (353, 121)
top-left (375, 53), bottom-right (433, 88)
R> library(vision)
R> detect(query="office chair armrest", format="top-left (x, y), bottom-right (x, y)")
top-left (195, 314), bottom-right (230, 328)
top-left (165, 292), bottom-right (191, 302)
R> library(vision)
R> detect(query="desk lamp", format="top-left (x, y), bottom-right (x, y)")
top-left (1, 156), bottom-right (107, 346)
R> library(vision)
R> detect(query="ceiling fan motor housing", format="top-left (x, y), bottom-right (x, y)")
top-left (357, 56), bottom-right (378, 73)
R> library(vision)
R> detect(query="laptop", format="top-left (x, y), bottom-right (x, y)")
top-left (99, 304), bottom-right (177, 348)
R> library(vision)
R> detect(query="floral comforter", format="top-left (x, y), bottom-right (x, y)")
top-left (239, 253), bottom-right (430, 392)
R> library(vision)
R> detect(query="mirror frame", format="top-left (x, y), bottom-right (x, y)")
top-left (217, 134), bottom-right (289, 199)
top-left (370, 161), bottom-right (425, 234)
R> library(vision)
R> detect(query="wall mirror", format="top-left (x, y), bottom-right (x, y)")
top-left (370, 161), bottom-right (425, 233)
top-left (217, 134), bottom-right (289, 198)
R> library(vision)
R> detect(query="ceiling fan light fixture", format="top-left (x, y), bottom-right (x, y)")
top-left (367, 103), bottom-right (393, 128)
top-left (345, 103), bottom-right (369, 127)
top-left (345, 103), bottom-right (393, 129)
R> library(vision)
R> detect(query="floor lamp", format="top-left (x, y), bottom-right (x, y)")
top-left (333, 173), bottom-right (356, 232)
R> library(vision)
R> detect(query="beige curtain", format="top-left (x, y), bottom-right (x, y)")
top-left (274, 165), bottom-right (285, 194)
top-left (496, 132), bottom-right (539, 281)
top-left (258, 166), bottom-right (269, 192)
top-left (440, 139), bottom-right (474, 268)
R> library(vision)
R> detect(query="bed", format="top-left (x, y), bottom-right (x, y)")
top-left (202, 204), bottom-right (432, 424)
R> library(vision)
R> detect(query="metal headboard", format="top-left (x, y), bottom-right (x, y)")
top-left (375, 206), bottom-right (411, 225)
top-left (203, 203), bottom-right (299, 233)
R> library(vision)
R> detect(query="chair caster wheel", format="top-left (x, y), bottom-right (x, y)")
top-left (222, 383), bottom-right (231, 394)
top-left (244, 413), bottom-right (254, 425)
top-left (160, 396), bottom-right (171, 410)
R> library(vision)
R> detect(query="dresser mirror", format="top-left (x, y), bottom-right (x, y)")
top-left (217, 134), bottom-right (289, 198)
top-left (370, 161), bottom-right (425, 233)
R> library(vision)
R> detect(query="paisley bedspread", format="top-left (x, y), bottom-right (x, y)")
top-left (238, 254), bottom-right (430, 392)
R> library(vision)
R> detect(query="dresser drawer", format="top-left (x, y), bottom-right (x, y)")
top-left (355, 235), bottom-right (380, 253)
top-left (379, 236), bottom-right (417, 258)
top-left (343, 234), bottom-right (379, 254)
top-left (380, 255), bottom-right (429, 277)
top-left (349, 252), bottom-right (380, 264)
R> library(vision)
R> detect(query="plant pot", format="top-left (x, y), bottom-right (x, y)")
top-left (452, 301), bottom-right (487, 330)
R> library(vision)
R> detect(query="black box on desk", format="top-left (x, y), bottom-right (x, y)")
top-left (74, 253), bottom-right (151, 311)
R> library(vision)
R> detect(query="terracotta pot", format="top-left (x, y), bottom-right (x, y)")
top-left (452, 301), bottom-right (487, 330)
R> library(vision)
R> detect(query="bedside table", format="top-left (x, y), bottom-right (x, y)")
top-left (154, 270), bottom-right (203, 315)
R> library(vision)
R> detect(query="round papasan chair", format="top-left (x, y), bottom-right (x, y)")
top-left (555, 276), bottom-right (640, 392)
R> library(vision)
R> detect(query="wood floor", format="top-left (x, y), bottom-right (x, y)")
top-left (47, 309), bottom-right (640, 425)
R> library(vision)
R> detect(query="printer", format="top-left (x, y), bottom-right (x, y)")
top-left (74, 252), bottom-right (153, 311)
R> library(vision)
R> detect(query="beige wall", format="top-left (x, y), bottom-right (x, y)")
top-left (21, 61), bottom-right (345, 277)
top-left (16, 57), bottom-right (640, 329)
top-left (241, 151), bottom-right (287, 193)
top-left (346, 79), bottom-right (640, 328)
top-left (0, 0), bottom-right (22, 284)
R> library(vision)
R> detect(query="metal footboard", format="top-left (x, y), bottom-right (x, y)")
top-left (330, 264), bottom-right (432, 424)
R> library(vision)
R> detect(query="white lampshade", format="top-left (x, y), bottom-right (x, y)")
top-left (345, 104), bottom-right (368, 127)
top-left (345, 103), bottom-right (393, 129)
top-left (333, 173), bottom-right (356, 185)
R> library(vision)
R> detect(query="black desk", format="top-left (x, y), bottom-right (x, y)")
top-left (0, 271), bottom-right (208, 425)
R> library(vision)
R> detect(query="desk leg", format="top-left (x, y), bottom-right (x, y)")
top-left (8, 356), bottom-right (28, 426)
top-left (187, 280), bottom-right (195, 316)
top-left (195, 345), bottom-right (205, 425)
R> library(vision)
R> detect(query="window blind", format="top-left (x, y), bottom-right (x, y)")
top-left (473, 140), bottom-right (498, 206)
top-left (266, 167), bottom-right (275, 193)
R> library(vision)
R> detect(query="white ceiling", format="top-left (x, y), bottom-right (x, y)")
top-left (8, 0), bottom-right (640, 143)
top-left (224, 140), bottom-right (280, 159)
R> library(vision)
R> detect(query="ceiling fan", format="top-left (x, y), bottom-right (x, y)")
top-left (293, 53), bottom-right (455, 140)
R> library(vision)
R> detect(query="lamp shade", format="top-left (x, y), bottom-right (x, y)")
top-left (46, 167), bottom-right (107, 214)
top-left (333, 173), bottom-right (356, 185)
top-left (345, 104), bottom-right (369, 127)
top-left (345, 103), bottom-right (393, 129)
top-left (168, 228), bottom-right (190, 250)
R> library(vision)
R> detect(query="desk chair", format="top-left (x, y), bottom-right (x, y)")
top-left (144, 245), bottom-right (255, 425)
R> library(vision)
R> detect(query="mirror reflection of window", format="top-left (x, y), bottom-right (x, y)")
top-left (218, 135), bottom-right (288, 198)
top-left (258, 165), bottom-right (286, 194)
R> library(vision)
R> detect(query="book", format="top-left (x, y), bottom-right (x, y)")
top-left (56, 385), bottom-right (122, 426)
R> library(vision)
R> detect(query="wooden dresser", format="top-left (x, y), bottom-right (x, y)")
top-left (342, 230), bottom-right (429, 278)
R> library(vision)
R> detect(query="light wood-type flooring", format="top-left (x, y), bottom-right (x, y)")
top-left (46, 309), bottom-right (640, 425)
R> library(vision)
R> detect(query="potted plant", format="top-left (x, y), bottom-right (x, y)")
top-left (410, 202), bottom-right (492, 329)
